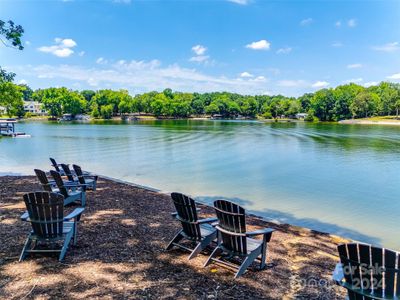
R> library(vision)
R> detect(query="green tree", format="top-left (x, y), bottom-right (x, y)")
top-left (350, 92), bottom-right (379, 118)
top-left (311, 89), bottom-right (336, 121)
top-left (100, 104), bottom-right (113, 119)
top-left (0, 20), bottom-right (24, 83)
top-left (0, 82), bottom-right (24, 117)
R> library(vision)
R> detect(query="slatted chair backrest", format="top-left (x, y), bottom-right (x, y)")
top-left (23, 192), bottom-right (64, 239)
top-left (61, 164), bottom-right (74, 182)
top-left (214, 200), bottom-right (247, 255)
top-left (50, 170), bottom-right (69, 199)
top-left (171, 193), bottom-right (202, 240)
top-left (34, 169), bottom-right (53, 192)
top-left (50, 158), bottom-right (61, 173)
top-left (338, 243), bottom-right (400, 299)
top-left (72, 164), bottom-right (86, 185)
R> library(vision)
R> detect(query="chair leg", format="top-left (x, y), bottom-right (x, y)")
top-left (59, 232), bottom-right (73, 261)
top-left (19, 235), bottom-right (32, 262)
top-left (81, 192), bottom-right (86, 207)
top-left (204, 246), bottom-right (223, 267)
top-left (188, 232), bottom-right (217, 260)
top-left (166, 230), bottom-right (184, 250)
top-left (260, 242), bottom-right (268, 270)
top-left (234, 248), bottom-right (261, 279)
top-left (72, 222), bottom-right (78, 245)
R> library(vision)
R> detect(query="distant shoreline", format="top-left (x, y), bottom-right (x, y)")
top-left (339, 118), bottom-right (400, 126)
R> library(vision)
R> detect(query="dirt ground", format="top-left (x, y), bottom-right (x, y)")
top-left (0, 176), bottom-right (347, 299)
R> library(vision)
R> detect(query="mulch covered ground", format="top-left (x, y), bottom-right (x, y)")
top-left (0, 176), bottom-right (347, 299)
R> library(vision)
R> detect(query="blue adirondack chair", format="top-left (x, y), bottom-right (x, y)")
top-left (72, 164), bottom-right (98, 191)
top-left (333, 243), bottom-right (400, 300)
top-left (166, 192), bottom-right (218, 260)
top-left (50, 170), bottom-right (87, 206)
top-left (50, 157), bottom-right (66, 176)
top-left (204, 200), bottom-right (275, 278)
top-left (19, 191), bottom-right (84, 262)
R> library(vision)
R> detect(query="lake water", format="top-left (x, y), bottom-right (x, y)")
top-left (1, 120), bottom-right (399, 250)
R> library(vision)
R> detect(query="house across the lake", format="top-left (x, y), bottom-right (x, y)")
top-left (23, 101), bottom-right (46, 115)
top-left (295, 113), bottom-right (308, 119)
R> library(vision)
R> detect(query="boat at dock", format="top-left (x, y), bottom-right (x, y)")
top-left (0, 119), bottom-right (31, 138)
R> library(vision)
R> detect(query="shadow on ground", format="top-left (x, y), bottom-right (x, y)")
top-left (0, 176), bottom-right (346, 299)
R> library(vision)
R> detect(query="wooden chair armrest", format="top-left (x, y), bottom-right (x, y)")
top-left (332, 263), bottom-right (345, 284)
top-left (20, 211), bottom-right (29, 221)
top-left (246, 228), bottom-right (275, 237)
top-left (211, 221), bottom-right (219, 227)
top-left (198, 217), bottom-right (218, 224)
top-left (64, 207), bottom-right (85, 220)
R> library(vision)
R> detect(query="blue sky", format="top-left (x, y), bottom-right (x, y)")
top-left (1, 0), bottom-right (400, 96)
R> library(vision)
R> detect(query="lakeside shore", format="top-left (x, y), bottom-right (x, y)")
top-left (339, 118), bottom-right (400, 125)
top-left (0, 175), bottom-right (347, 299)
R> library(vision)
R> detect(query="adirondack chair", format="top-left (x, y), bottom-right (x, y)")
top-left (50, 157), bottom-right (66, 175)
top-left (19, 191), bottom-right (84, 262)
top-left (50, 170), bottom-right (86, 206)
top-left (166, 192), bottom-right (218, 260)
top-left (72, 164), bottom-right (98, 191)
top-left (333, 243), bottom-right (400, 300)
top-left (34, 169), bottom-right (57, 192)
top-left (204, 200), bottom-right (275, 278)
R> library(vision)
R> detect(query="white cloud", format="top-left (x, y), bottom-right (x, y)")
top-left (245, 39), bottom-right (270, 50)
top-left (311, 81), bottom-right (329, 88)
top-left (343, 78), bottom-right (363, 84)
top-left (300, 18), bottom-right (313, 26)
top-left (252, 76), bottom-right (266, 82)
top-left (16, 59), bottom-right (272, 95)
top-left (192, 45), bottom-right (207, 56)
top-left (227, 0), bottom-right (249, 5)
top-left (332, 41), bottom-right (343, 47)
top-left (78, 51), bottom-right (85, 57)
top-left (278, 80), bottom-right (307, 87)
top-left (347, 63), bottom-right (362, 69)
top-left (347, 19), bottom-right (357, 27)
top-left (18, 79), bottom-right (28, 85)
top-left (189, 55), bottom-right (210, 62)
top-left (335, 21), bottom-right (341, 27)
top-left (190, 45), bottom-right (210, 64)
top-left (25, 41), bottom-right (31, 46)
top-left (37, 38), bottom-right (77, 57)
top-left (276, 47), bottom-right (292, 54)
top-left (363, 81), bottom-right (378, 87)
top-left (240, 71), bottom-right (253, 78)
top-left (372, 42), bottom-right (400, 52)
top-left (96, 57), bottom-right (108, 64)
top-left (387, 73), bottom-right (400, 80)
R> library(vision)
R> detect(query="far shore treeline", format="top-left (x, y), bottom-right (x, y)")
top-left (1, 81), bottom-right (400, 121)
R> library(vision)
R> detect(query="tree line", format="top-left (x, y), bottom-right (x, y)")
top-left (1, 82), bottom-right (400, 121)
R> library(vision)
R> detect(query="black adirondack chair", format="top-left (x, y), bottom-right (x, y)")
top-left (50, 170), bottom-right (86, 206)
top-left (166, 192), bottom-right (218, 260)
top-left (34, 169), bottom-right (57, 192)
top-left (72, 164), bottom-right (98, 191)
top-left (50, 157), bottom-right (66, 175)
top-left (204, 200), bottom-right (275, 278)
top-left (333, 243), bottom-right (400, 300)
top-left (19, 191), bottom-right (84, 262)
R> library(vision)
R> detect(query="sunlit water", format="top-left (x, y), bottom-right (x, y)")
top-left (1, 120), bottom-right (399, 250)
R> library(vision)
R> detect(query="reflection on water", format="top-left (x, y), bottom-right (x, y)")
top-left (1, 120), bottom-right (399, 250)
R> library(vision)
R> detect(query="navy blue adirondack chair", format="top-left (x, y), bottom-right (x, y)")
top-left (50, 170), bottom-right (87, 206)
top-left (19, 191), bottom-right (84, 262)
top-left (204, 200), bottom-right (275, 278)
top-left (333, 243), bottom-right (400, 300)
top-left (167, 192), bottom-right (218, 260)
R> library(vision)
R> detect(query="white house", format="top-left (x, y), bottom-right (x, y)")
top-left (23, 101), bottom-right (46, 115)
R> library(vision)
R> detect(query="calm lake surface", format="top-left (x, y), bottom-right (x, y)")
top-left (1, 120), bottom-right (399, 250)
